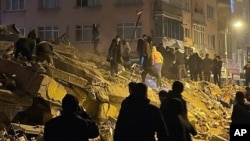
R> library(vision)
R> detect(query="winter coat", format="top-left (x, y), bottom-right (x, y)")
top-left (106, 39), bottom-right (122, 63)
top-left (114, 95), bottom-right (169, 141)
top-left (202, 57), bottom-right (212, 73)
top-left (187, 53), bottom-right (202, 73)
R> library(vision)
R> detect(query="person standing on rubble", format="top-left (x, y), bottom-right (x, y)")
top-left (92, 24), bottom-right (100, 56)
top-left (174, 48), bottom-right (187, 80)
top-left (243, 61), bottom-right (250, 86)
top-left (137, 34), bottom-right (147, 67)
top-left (106, 36), bottom-right (122, 76)
top-left (114, 83), bottom-right (169, 141)
top-left (141, 36), bottom-right (161, 88)
top-left (121, 39), bottom-right (132, 70)
top-left (152, 45), bottom-right (164, 79)
top-left (212, 55), bottom-right (222, 87)
top-left (202, 53), bottom-right (212, 82)
top-left (160, 81), bottom-right (197, 141)
top-left (44, 94), bottom-right (99, 141)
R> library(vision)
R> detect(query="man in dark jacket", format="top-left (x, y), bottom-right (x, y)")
top-left (160, 81), bottom-right (197, 141)
top-left (202, 53), bottom-right (212, 82)
top-left (187, 52), bottom-right (202, 81)
top-left (243, 61), bottom-right (250, 86)
top-left (107, 36), bottom-right (122, 76)
top-left (44, 94), bottom-right (99, 141)
top-left (212, 55), bottom-right (222, 87)
top-left (137, 34), bottom-right (147, 66)
top-left (114, 83), bottom-right (169, 141)
top-left (174, 48), bottom-right (187, 80)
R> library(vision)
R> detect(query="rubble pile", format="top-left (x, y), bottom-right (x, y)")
top-left (0, 28), bottom-right (246, 140)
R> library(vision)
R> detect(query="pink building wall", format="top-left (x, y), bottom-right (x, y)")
top-left (0, 0), bottom-right (153, 54)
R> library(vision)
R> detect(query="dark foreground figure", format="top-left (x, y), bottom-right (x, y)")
top-left (44, 94), bottom-right (99, 141)
top-left (114, 83), bottom-right (169, 141)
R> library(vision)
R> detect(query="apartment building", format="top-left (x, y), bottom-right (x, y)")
top-left (0, 0), bottom-right (221, 57)
top-left (0, 0), bottom-right (154, 53)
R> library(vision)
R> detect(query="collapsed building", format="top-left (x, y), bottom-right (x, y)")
top-left (0, 24), bottom-right (246, 141)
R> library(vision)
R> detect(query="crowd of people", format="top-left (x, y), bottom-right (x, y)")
top-left (42, 81), bottom-right (250, 141)
top-left (105, 34), bottom-right (228, 88)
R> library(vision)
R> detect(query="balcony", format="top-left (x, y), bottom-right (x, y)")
top-left (154, 1), bottom-right (182, 16)
top-left (217, 0), bottom-right (230, 7)
top-left (192, 12), bottom-right (205, 25)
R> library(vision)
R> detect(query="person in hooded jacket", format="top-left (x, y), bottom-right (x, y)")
top-left (152, 45), bottom-right (164, 78)
top-left (114, 83), bottom-right (169, 141)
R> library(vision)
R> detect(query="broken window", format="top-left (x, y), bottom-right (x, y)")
top-left (76, 0), bottom-right (101, 7)
top-left (117, 22), bottom-right (142, 40)
top-left (42, 0), bottom-right (59, 9)
top-left (5, 0), bottom-right (25, 11)
top-left (38, 26), bottom-right (59, 41)
top-left (76, 24), bottom-right (100, 42)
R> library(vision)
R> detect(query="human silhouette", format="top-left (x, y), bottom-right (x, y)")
top-left (114, 83), bottom-right (169, 141)
top-left (161, 81), bottom-right (197, 141)
top-left (231, 91), bottom-right (250, 125)
top-left (44, 94), bottom-right (99, 141)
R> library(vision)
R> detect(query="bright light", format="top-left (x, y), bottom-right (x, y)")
top-left (234, 21), bottom-right (242, 27)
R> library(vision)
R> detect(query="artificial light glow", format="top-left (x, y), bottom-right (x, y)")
top-left (234, 22), bottom-right (242, 27)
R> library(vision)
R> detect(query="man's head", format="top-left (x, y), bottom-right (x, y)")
top-left (116, 35), bottom-right (121, 42)
top-left (62, 94), bottom-right (79, 114)
top-left (142, 34), bottom-right (147, 40)
top-left (128, 82), bottom-right (137, 94)
top-left (235, 91), bottom-right (245, 103)
top-left (132, 83), bottom-right (148, 99)
top-left (172, 81), bottom-right (184, 94)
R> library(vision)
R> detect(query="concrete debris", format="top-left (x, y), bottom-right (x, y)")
top-left (0, 30), bottom-right (246, 140)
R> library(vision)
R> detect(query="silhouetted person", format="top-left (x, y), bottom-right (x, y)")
top-left (243, 61), bottom-right (250, 86)
top-left (231, 91), bottom-right (250, 125)
top-left (164, 47), bottom-right (176, 79)
top-left (92, 24), bottom-right (100, 56)
top-left (141, 56), bottom-right (161, 88)
top-left (163, 98), bottom-right (188, 141)
top-left (246, 87), bottom-right (250, 102)
top-left (161, 81), bottom-right (197, 141)
top-left (121, 40), bottom-right (132, 70)
top-left (107, 36), bottom-right (122, 76)
top-left (137, 34), bottom-right (147, 66)
top-left (187, 52), bottom-right (202, 81)
top-left (174, 48), bottom-right (187, 80)
top-left (203, 53), bottom-right (212, 82)
top-left (114, 83), bottom-right (169, 141)
top-left (44, 94), bottom-right (99, 141)
top-left (212, 55), bottom-right (222, 87)
top-left (128, 81), bottom-right (136, 95)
